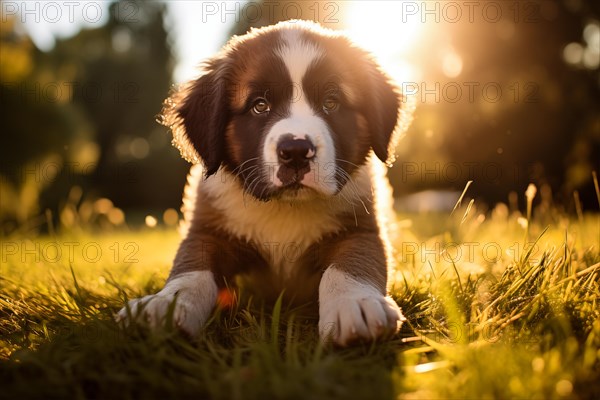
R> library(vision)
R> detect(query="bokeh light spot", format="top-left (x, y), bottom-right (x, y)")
top-left (94, 198), bottom-right (114, 214)
top-left (442, 51), bottom-right (463, 78)
top-left (145, 215), bottom-right (158, 228)
top-left (555, 380), bottom-right (573, 396)
top-left (583, 22), bottom-right (599, 48)
top-left (163, 208), bottom-right (179, 226)
top-left (563, 42), bottom-right (584, 65)
top-left (130, 137), bottom-right (150, 159)
top-left (107, 208), bottom-right (125, 225)
top-left (112, 28), bottom-right (132, 53)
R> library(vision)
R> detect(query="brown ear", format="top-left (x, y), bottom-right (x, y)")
top-left (362, 60), bottom-right (401, 165)
top-left (162, 59), bottom-right (230, 177)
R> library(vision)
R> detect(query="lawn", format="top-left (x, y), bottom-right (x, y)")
top-left (1, 192), bottom-right (599, 399)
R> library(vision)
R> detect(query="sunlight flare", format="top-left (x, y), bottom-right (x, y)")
top-left (344, 1), bottom-right (426, 82)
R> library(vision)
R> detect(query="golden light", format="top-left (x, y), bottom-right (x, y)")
top-left (344, 1), bottom-right (427, 82)
top-left (412, 360), bottom-right (452, 374)
top-left (442, 49), bottom-right (463, 78)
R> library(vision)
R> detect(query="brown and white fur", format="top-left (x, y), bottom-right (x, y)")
top-left (117, 20), bottom-right (407, 346)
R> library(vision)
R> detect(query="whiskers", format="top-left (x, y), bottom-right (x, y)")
top-left (333, 160), bottom-right (370, 204)
top-left (229, 157), bottom-right (372, 216)
top-left (331, 159), bottom-right (372, 225)
top-left (231, 158), bottom-right (269, 205)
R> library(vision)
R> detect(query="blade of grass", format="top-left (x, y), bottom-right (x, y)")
top-left (451, 180), bottom-right (473, 217)
top-left (270, 292), bottom-right (284, 349)
top-left (461, 199), bottom-right (475, 225)
top-left (592, 171), bottom-right (600, 208)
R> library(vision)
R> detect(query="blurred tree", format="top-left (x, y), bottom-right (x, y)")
top-left (1, 1), bottom-right (186, 232)
top-left (45, 1), bottom-right (183, 211)
top-left (0, 15), bottom-right (82, 226)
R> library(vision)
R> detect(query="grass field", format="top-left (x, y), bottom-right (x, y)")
top-left (1, 192), bottom-right (599, 399)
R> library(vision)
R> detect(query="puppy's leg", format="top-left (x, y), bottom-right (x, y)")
top-left (318, 234), bottom-right (404, 346)
top-left (117, 233), bottom-right (257, 336)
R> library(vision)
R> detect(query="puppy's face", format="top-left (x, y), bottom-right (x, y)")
top-left (164, 21), bottom-right (401, 201)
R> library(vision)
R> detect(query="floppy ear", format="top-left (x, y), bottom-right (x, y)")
top-left (362, 60), bottom-right (401, 165)
top-left (161, 60), bottom-right (229, 177)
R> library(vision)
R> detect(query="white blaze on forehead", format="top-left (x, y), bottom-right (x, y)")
top-left (277, 29), bottom-right (325, 116)
top-left (277, 29), bottom-right (324, 91)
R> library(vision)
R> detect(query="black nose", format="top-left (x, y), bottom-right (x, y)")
top-left (277, 138), bottom-right (316, 168)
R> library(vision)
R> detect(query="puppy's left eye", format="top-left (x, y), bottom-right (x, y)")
top-left (252, 98), bottom-right (270, 114)
top-left (322, 96), bottom-right (339, 114)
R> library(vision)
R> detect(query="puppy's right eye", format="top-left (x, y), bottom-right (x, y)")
top-left (252, 98), bottom-right (270, 114)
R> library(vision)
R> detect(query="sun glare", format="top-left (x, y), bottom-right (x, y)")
top-left (344, 1), bottom-right (426, 82)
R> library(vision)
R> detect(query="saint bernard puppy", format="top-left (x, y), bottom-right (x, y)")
top-left (118, 20), bottom-right (410, 346)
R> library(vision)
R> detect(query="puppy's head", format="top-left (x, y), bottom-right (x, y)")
top-left (162, 20), bottom-right (402, 201)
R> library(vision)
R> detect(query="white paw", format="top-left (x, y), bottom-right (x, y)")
top-left (116, 271), bottom-right (218, 337)
top-left (116, 293), bottom-right (198, 335)
top-left (318, 268), bottom-right (404, 346)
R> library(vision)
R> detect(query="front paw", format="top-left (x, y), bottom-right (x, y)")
top-left (116, 293), bottom-right (197, 335)
top-left (318, 268), bottom-right (404, 346)
top-left (115, 271), bottom-right (218, 337)
top-left (319, 294), bottom-right (403, 346)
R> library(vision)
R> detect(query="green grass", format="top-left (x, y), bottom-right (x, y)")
top-left (1, 203), bottom-right (599, 399)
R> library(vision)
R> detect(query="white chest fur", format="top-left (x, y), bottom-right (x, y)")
top-left (183, 164), bottom-right (376, 279)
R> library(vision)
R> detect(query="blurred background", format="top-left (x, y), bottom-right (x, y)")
top-left (1, 0), bottom-right (599, 234)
